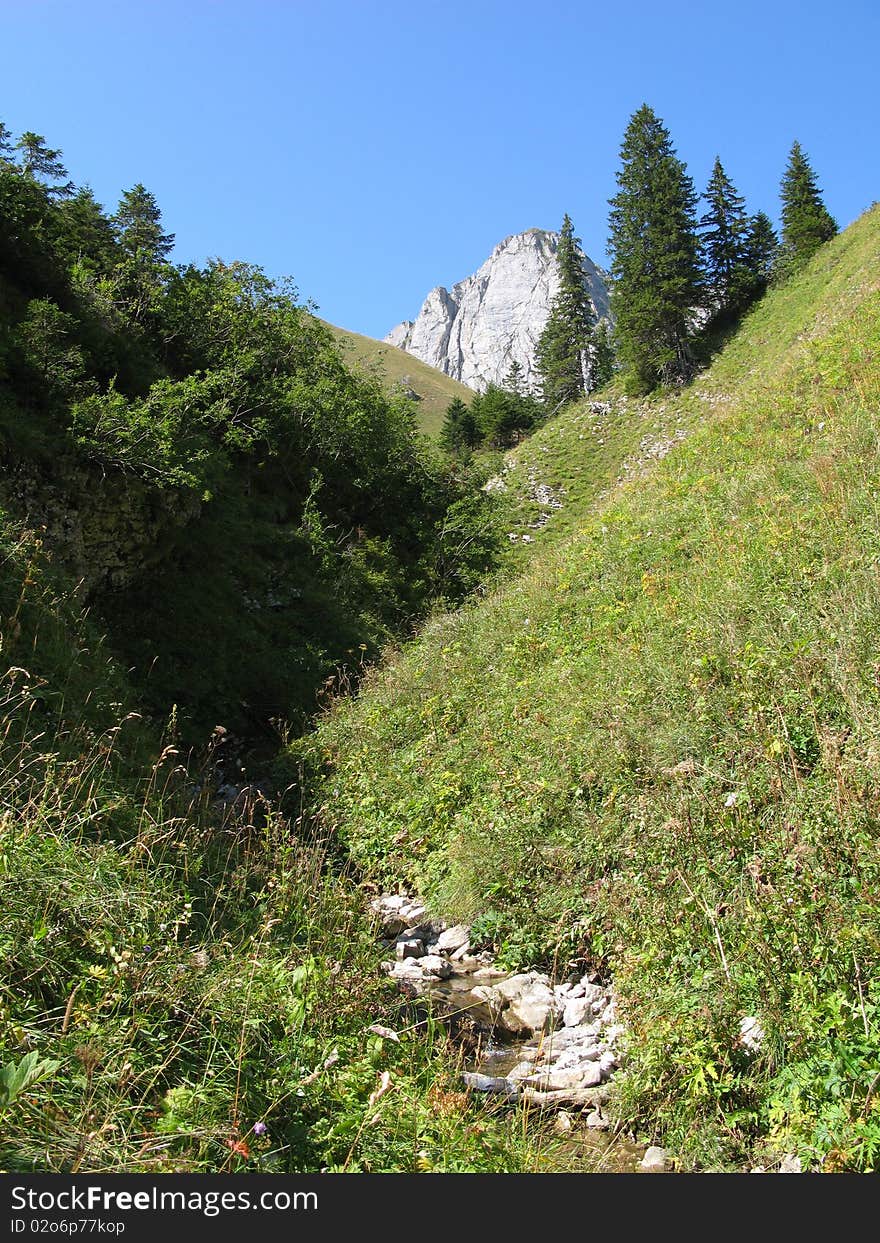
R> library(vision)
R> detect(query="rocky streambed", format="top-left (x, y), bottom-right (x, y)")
top-left (371, 893), bottom-right (637, 1144)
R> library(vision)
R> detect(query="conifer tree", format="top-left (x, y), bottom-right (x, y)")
top-left (14, 131), bottom-right (73, 196)
top-left (591, 320), bottom-right (616, 388)
top-left (440, 396), bottom-right (480, 453)
top-left (744, 211), bottom-right (779, 295)
top-left (779, 141), bottom-right (837, 272)
top-left (699, 157), bottom-right (751, 317)
top-left (0, 122), bottom-right (14, 166)
top-left (503, 359), bottom-right (525, 395)
top-left (608, 105), bottom-right (701, 391)
top-left (535, 214), bottom-right (596, 411)
top-left (113, 184), bottom-right (175, 323)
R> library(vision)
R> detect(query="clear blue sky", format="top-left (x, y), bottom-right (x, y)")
top-left (3, 0), bottom-right (878, 338)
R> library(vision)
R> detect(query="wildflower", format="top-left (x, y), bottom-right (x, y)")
top-left (252, 1121), bottom-right (268, 1136)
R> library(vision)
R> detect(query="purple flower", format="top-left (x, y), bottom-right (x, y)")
top-left (252, 1121), bottom-right (268, 1136)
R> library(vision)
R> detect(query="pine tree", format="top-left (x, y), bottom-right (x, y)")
top-left (591, 320), bottom-right (616, 388)
top-left (14, 131), bottom-right (73, 196)
top-left (0, 122), bottom-right (14, 167)
top-left (440, 396), bottom-right (480, 453)
top-left (535, 214), bottom-right (596, 411)
top-left (503, 359), bottom-right (525, 395)
top-left (779, 141), bottom-right (837, 273)
top-left (608, 105), bottom-right (701, 391)
top-left (744, 211), bottom-right (779, 295)
top-left (113, 184), bottom-right (175, 323)
top-left (114, 184), bottom-right (175, 265)
top-left (699, 157), bottom-right (751, 317)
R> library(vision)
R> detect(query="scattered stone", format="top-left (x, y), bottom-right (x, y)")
top-left (563, 997), bottom-right (591, 1028)
top-left (585, 1109), bottom-right (609, 1130)
top-left (366, 1024), bottom-right (400, 1043)
top-left (395, 938), bottom-right (425, 960)
top-left (437, 924), bottom-right (471, 954)
top-left (462, 1073), bottom-right (519, 1098)
top-left (779, 1153), bottom-right (802, 1174)
top-left (554, 1111), bottom-right (574, 1133)
top-left (640, 1146), bottom-right (670, 1173)
top-left (420, 954), bottom-right (454, 980)
top-left (739, 1015), bottom-right (765, 1054)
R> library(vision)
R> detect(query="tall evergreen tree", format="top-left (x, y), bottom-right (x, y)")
top-left (779, 141), bottom-right (837, 272)
top-left (699, 157), bottom-right (751, 317)
top-left (503, 358), bottom-right (525, 396)
top-left (440, 396), bottom-right (480, 453)
top-left (113, 184), bottom-right (175, 323)
top-left (591, 320), bottom-right (616, 388)
top-left (14, 131), bottom-right (73, 196)
top-left (607, 105), bottom-right (701, 391)
top-left (0, 122), bottom-right (14, 166)
top-left (535, 214), bottom-right (596, 411)
top-left (744, 211), bottom-right (779, 295)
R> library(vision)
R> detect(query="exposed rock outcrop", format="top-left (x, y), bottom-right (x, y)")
top-left (385, 229), bottom-right (609, 393)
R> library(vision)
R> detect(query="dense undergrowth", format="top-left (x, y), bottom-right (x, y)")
top-left (294, 206), bottom-right (880, 1170)
top-left (0, 145), bottom-right (502, 739)
top-left (0, 530), bottom-right (538, 1172)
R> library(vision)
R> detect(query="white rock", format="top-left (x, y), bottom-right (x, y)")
top-left (599, 1051), bottom-right (617, 1078)
top-left (563, 997), bottom-right (591, 1028)
top-left (779, 1153), bottom-right (802, 1173)
top-left (739, 1015), bottom-right (765, 1053)
top-left (419, 954), bottom-right (454, 980)
top-left (395, 938), bottom-right (424, 960)
top-left (526, 1064), bottom-right (603, 1091)
top-left (437, 924), bottom-right (470, 954)
top-left (640, 1146), bottom-right (670, 1173)
top-left (450, 942), bottom-right (472, 961)
top-left (462, 1072), bottom-right (519, 1097)
top-left (585, 1110), bottom-right (609, 1130)
top-left (385, 229), bottom-right (610, 394)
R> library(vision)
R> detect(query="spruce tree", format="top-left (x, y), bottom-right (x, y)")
top-left (535, 214), bottom-right (596, 411)
top-left (591, 320), bottom-right (616, 388)
top-left (779, 141), bottom-right (837, 272)
top-left (744, 211), bottom-right (779, 295)
top-left (113, 184), bottom-right (175, 323)
top-left (440, 396), bottom-right (480, 453)
top-left (699, 157), bottom-right (751, 318)
top-left (608, 105), bottom-right (701, 391)
top-left (14, 131), bottom-right (73, 196)
top-left (0, 122), bottom-right (14, 166)
top-left (503, 359), bottom-right (525, 395)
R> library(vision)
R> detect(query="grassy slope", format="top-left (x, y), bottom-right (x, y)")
top-left (298, 207), bottom-right (880, 1170)
top-left (321, 320), bottom-right (474, 437)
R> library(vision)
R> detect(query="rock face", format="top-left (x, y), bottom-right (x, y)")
top-left (385, 229), bottom-right (610, 394)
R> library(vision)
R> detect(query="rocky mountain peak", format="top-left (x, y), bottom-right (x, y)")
top-left (385, 229), bottom-right (609, 393)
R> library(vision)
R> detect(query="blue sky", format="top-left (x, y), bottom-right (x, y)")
top-left (3, 0), bottom-right (877, 338)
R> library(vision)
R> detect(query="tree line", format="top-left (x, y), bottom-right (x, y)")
top-left (442, 108), bottom-right (838, 447)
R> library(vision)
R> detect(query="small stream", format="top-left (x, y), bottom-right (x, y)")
top-left (372, 894), bottom-right (661, 1173)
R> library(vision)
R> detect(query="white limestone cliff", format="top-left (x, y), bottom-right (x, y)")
top-left (385, 229), bottom-right (609, 393)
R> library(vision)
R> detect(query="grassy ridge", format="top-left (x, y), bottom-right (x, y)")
top-left (296, 207), bottom-right (880, 1170)
top-left (322, 320), bottom-right (474, 437)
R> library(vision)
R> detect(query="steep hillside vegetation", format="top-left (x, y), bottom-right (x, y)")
top-left (295, 207), bottom-right (880, 1170)
top-left (322, 320), bottom-right (474, 438)
top-left (0, 147), bottom-right (501, 739)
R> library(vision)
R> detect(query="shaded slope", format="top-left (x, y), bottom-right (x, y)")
top-left (296, 207), bottom-right (880, 1170)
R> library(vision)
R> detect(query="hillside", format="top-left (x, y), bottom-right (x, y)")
top-left (295, 206), bottom-right (880, 1171)
top-left (322, 319), bottom-right (474, 437)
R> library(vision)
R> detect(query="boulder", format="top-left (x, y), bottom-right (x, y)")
top-left (436, 924), bottom-right (470, 954)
